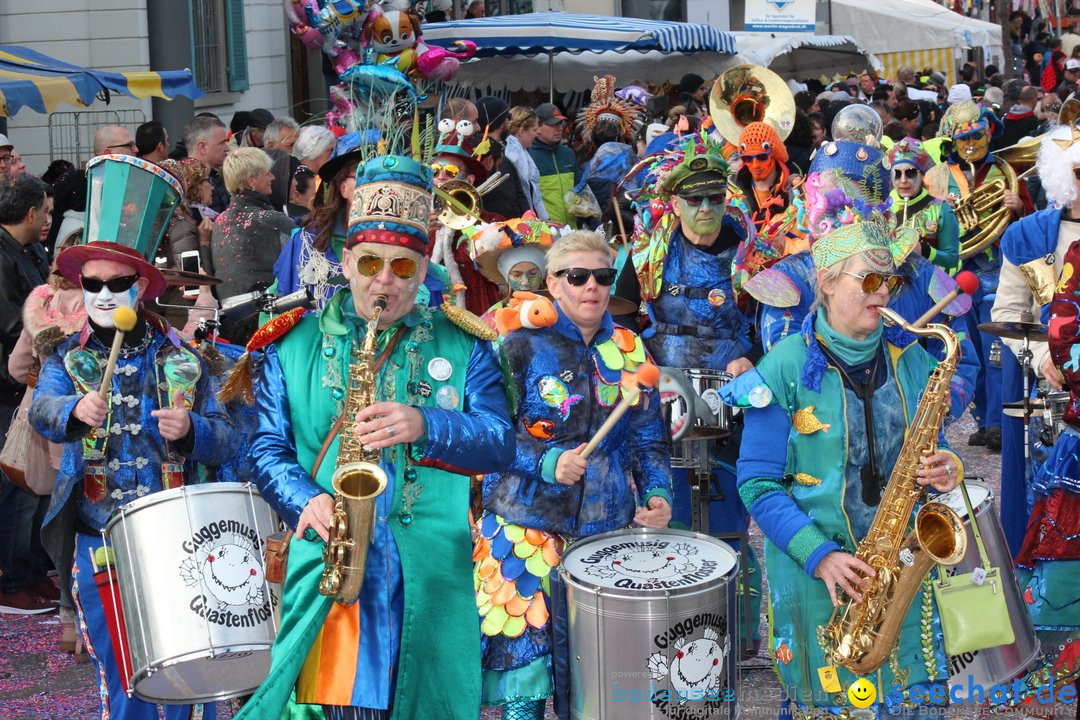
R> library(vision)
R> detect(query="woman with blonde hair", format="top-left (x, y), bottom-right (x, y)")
top-left (210, 147), bottom-right (296, 341)
top-left (505, 107), bottom-right (549, 219)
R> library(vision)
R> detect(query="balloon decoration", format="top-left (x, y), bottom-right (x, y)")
top-left (283, 0), bottom-right (477, 134)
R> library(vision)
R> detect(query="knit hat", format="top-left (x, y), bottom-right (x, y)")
top-left (738, 122), bottom-right (789, 164)
top-left (947, 84), bottom-right (973, 104)
top-left (884, 137), bottom-right (934, 175)
top-left (679, 73), bottom-right (705, 95)
top-left (347, 155), bottom-right (433, 255)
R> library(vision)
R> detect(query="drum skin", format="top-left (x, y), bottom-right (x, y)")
top-left (937, 481), bottom-right (1041, 697)
top-left (105, 482), bottom-right (281, 703)
top-left (560, 528), bottom-right (739, 720)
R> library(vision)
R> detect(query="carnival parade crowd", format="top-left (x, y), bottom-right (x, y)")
top-left (11, 4), bottom-right (1080, 720)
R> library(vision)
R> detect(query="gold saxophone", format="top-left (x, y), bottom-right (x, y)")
top-left (821, 307), bottom-right (968, 675)
top-left (319, 297), bottom-right (389, 604)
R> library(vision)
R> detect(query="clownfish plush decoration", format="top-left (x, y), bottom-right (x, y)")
top-left (494, 292), bottom-right (558, 336)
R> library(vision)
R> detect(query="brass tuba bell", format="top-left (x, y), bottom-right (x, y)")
top-left (709, 64), bottom-right (796, 144)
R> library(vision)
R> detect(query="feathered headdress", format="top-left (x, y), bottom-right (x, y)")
top-left (578, 74), bottom-right (642, 143)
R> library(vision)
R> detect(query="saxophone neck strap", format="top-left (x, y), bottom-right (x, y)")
top-left (311, 324), bottom-right (408, 479)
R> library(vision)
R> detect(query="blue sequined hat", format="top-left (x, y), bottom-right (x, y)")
top-left (809, 140), bottom-right (891, 203)
top-left (347, 155), bottom-right (434, 254)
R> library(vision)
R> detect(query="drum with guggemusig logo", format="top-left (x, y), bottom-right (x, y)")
top-left (560, 528), bottom-right (739, 720)
top-left (103, 482), bottom-right (281, 703)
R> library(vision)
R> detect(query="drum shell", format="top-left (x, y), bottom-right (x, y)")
top-left (105, 482), bottom-right (280, 704)
top-left (561, 528), bottom-right (738, 720)
top-left (665, 369), bottom-right (734, 440)
top-left (941, 481), bottom-right (1040, 697)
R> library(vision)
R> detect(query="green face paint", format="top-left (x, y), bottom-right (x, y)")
top-left (677, 195), bottom-right (723, 236)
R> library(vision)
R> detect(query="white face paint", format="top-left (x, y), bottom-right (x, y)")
top-left (84, 282), bottom-right (139, 328)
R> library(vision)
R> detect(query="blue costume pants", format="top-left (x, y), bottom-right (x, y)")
top-left (967, 288), bottom-right (1003, 431)
top-left (73, 532), bottom-right (216, 720)
top-left (1000, 347), bottom-right (1031, 556)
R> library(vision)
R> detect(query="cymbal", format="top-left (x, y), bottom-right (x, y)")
top-left (1002, 398), bottom-right (1047, 418)
top-left (977, 320), bottom-right (1048, 342)
top-left (161, 269), bottom-right (222, 287)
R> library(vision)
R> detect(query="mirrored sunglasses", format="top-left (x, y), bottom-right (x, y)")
top-left (430, 163), bottom-right (460, 178)
top-left (842, 270), bottom-right (905, 294)
top-left (555, 267), bottom-right (617, 287)
top-left (355, 255), bottom-right (419, 280)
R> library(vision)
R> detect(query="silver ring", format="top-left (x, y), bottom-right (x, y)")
top-left (385, 424), bottom-right (396, 437)
top-left (945, 463), bottom-right (952, 475)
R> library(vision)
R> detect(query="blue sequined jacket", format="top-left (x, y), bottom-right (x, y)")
top-left (31, 318), bottom-right (238, 533)
top-left (483, 305), bottom-right (672, 538)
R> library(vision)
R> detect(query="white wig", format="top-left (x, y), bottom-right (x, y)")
top-left (1038, 125), bottom-right (1080, 208)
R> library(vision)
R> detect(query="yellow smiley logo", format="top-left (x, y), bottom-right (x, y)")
top-left (847, 678), bottom-right (877, 708)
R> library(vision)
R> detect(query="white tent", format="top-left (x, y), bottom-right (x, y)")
top-left (826, 0), bottom-right (1003, 83)
top-left (733, 33), bottom-right (882, 80)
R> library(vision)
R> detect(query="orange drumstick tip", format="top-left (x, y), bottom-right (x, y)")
top-left (113, 306), bottom-right (138, 332)
top-left (636, 362), bottom-right (660, 389)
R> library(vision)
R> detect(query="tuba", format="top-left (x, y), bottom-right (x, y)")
top-left (821, 307), bottom-right (968, 676)
top-left (708, 64), bottom-right (795, 143)
top-left (320, 297), bottom-right (389, 604)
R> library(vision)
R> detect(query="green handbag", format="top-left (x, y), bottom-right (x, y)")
top-left (931, 480), bottom-right (1015, 656)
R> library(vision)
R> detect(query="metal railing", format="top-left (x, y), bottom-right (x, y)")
top-left (47, 109), bottom-right (147, 165)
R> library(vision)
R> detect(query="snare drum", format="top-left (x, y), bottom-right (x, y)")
top-left (561, 528), bottom-right (739, 719)
top-left (664, 369), bottom-right (734, 440)
top-left (936, 481), bottom-right (1040, 698)
top-left (105, 482), bottom-right (280, 703)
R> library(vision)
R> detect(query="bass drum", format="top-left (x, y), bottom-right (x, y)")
top-left (561, 528), bottom-right (739, 719)
top-left (105, 482), bottom-right (281, 703)
top-left (937, 480), bottom-right (1040, 698)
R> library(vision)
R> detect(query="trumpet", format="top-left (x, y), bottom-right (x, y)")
top-left (433, 172), bottom-right (510, 229)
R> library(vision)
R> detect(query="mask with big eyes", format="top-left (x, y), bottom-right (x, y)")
top-left (438, 117), bottom-right (456, 134)
top-left (740, 140), bottom-right (777, 182)
top-left (953, 129), bottom-right (989, 164)
top-left (456, 119), bottom-right (475, 137)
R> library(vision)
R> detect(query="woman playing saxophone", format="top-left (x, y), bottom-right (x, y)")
top-left (722, 171), bottom-right (962, 717)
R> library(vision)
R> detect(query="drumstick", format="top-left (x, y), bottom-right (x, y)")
top-left (98, 307), bottom-right (138, 401)
top-left (581, 363), bottom-right (660, 459)
top-left (911, 270), bottom-right (979, 329)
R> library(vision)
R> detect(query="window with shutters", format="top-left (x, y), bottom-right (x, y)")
top-left (190, 0), bottom-right (249, 95)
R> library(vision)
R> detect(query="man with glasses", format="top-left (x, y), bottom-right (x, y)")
top-left (0, 134), bottom-right (24, 182)
top-left (928, 100), bottom-right (1033, 454)
top-left (231, 154), bottom-right (513, 720)
top-left (726, 121), bottom-right (805, 309)
top-left (628, 136), bottom-right (762, 655)
top-left (30, 155), bottom-right (235, 720)
top-left (93, 125), bottom-right (137, 156)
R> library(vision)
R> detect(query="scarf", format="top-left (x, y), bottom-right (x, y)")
top-left (815, 306), bottom-right (882, 366)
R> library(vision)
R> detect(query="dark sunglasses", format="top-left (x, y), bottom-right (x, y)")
top-left (842, 270), bottom-right (905, 294)
top-left (555, 267), bottom-right (617, 287)
top-left (679, 193), bottom-right (726, 207)
top-left (958, 131), bottom-right (985, 142)
top-left (892, 167), bottom-right (920, 180)
top-left (1073, 167), bottom-right (1080, 180)
top-left (355, 254), bottom-right (419, 280)
top-left (81, 275), bottom-right (139, 293)
top-left (741, 152), bottom-right (771, 162)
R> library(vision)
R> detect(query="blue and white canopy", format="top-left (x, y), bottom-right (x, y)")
top-left (422, 12), bottom-right (736, 56)
top-left (421, 12), bottom-right (736, 94)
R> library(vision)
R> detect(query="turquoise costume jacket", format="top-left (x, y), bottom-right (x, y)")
top-left (722, 317), bottom-right (957, 707)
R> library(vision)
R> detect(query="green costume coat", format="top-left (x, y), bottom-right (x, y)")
top-left (238, 291), bottom-right (514, 720)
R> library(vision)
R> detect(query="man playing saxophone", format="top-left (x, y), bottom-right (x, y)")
top-left (722, 170), bottom-right (961, 716)
top-left (231, 154), bottom-right (515, 720)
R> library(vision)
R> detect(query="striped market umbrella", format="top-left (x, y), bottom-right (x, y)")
top-left (0, 45), bottom-right (203, 117)
top-left (421, 12), bottom-right (737, 98)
